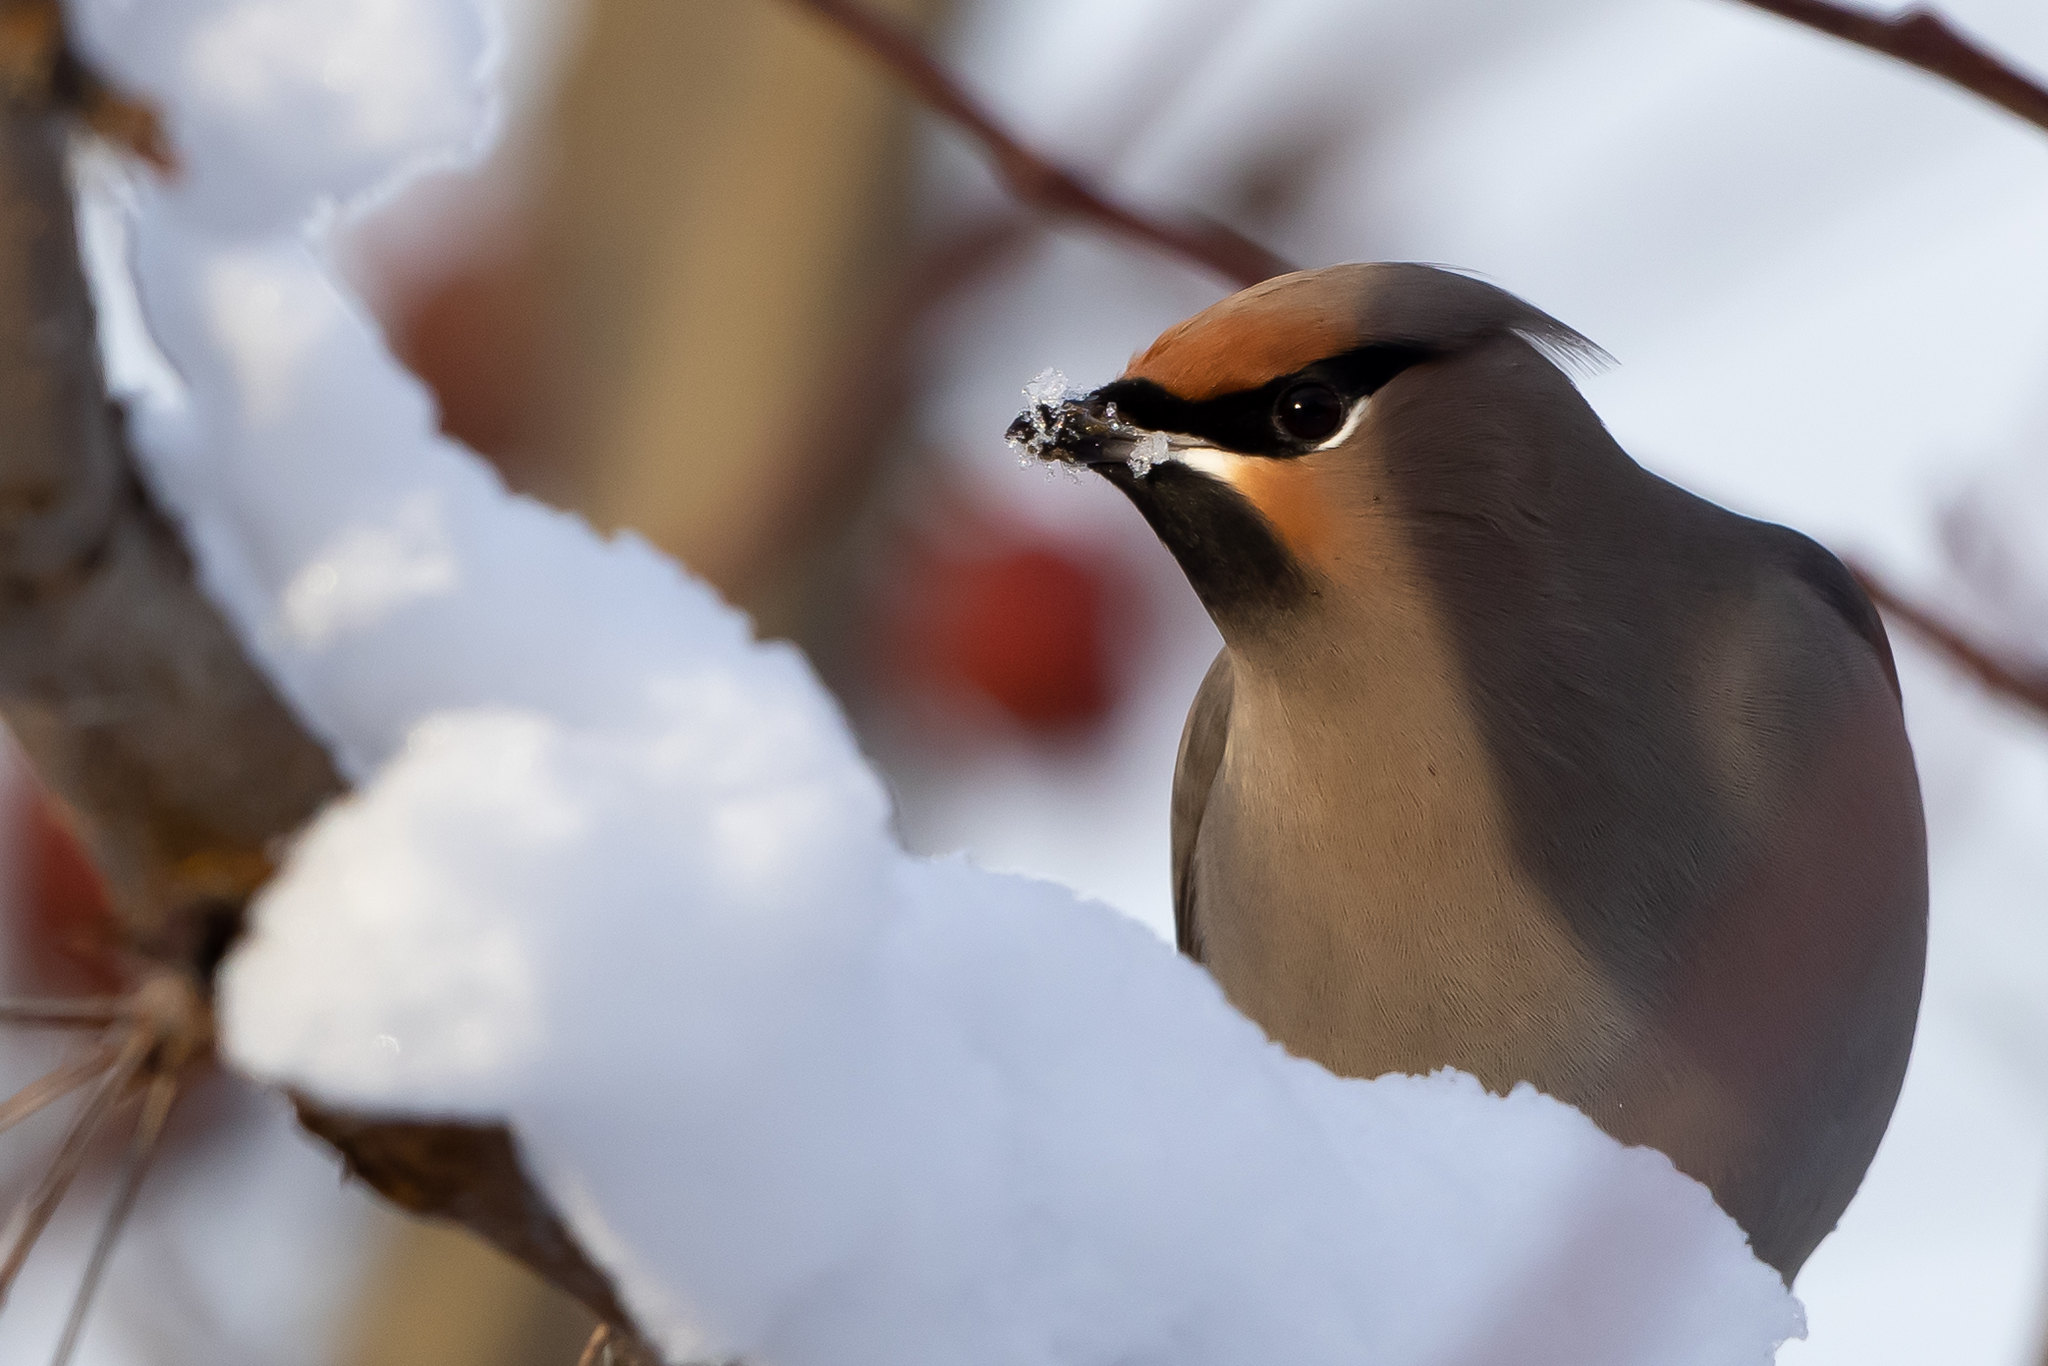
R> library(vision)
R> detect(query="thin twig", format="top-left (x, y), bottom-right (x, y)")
top-left (782, 0), bottom-right (1292, 287)
top-left (0, 1047), bottom-right (115, 1139)
top-left (0, 998), bottom-right (126, 1029)
top-left (1736, 1), bottom-right (2048, 134)
top-left (49, 1067), bottom-right (179, 1366)
top-left (570, 1321), bottom-right (665, 1366)
top-left (1851, 562), bottom-right (2048, 715)
top-left (576, 1324), bottom-right (613, 1366)
top-left (0, 1031), bottom-right (147, 1309)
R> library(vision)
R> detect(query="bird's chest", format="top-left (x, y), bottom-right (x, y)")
top-left (1191, 678), bottom-right (1636, 1095)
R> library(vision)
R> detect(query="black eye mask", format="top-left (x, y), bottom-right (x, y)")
top-left (1089, 343), bottom-right (1434, 458)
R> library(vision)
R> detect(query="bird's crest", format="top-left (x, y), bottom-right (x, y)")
top-left (1123, 263), bottom-right (1609, 399)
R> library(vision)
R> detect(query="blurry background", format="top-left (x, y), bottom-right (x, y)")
top-left (6, 0), bottom-right (2048, 1361)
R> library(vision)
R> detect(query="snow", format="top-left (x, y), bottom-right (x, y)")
top-left (1021, 364), bottom-right (1074, 409)
top-left (57, 0), bottom-right (1804, 1362)
top-left (1009, 368), bottom-right (1167, 476)
top-left (247, 722), bottom-right (1795, 1365)
top-left (1008, 365), bottom-right (1076, 466)
top-left (1127, 428), bottom-right (1167, 477)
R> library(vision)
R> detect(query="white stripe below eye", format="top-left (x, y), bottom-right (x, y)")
top-left (1314, 395), bottom-right (1371, 450)
top-left (1161, 443), bottom-right (1244, 482)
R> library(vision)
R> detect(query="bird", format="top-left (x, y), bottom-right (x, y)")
top-left (1007, 262), bottom-right (1927, 1281)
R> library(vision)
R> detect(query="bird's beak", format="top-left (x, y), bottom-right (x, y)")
top-left (1007, 385), bottom-right (1168, 478)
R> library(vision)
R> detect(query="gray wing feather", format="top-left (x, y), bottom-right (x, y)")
top-left (1171, 650), bottom-right (1235, 962)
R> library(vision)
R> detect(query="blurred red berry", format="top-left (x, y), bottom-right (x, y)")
top-left (875, 517), bottom-right (1137, 736)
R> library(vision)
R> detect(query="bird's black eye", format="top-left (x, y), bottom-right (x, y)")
top-left (1273, 382), bottom-right (1345, 443)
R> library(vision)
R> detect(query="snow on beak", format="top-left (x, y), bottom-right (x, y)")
top-left (1006, 369), bottom-right (1170, 478)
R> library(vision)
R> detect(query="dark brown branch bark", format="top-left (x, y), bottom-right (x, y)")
top-left (1735, 1), bottom-right (2048, 134)
top-left (292, 1105), bottom-right (644, 1340)
top-left (0, 28), bottom-right (337, 960)
top-left (0, 27), bottom-right (658, 1358)
top-left (1852, 562), bottom-right (2048, 715)
top-left (783, 0), bottom-right (1293, 288)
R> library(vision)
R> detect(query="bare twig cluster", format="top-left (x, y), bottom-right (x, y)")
top-left (0, 977), bottom-right (202, 1366)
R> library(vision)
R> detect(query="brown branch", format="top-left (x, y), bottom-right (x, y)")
top-left (1735, 1), bottom-right (2048, 134)
top-left (0, 23), bottom-right (336, 960)
top-left (1852, 562), bottom-right (2048, 716)
top-left (0, 25), bottom-right (659, 1359)
top-left (291, 1106), bottom-right (643, 1339)
top-left (783, 0), bottom-right (1293, 288)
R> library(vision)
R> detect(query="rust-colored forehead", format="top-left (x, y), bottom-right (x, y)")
top-left (1121, 272), bottom-right (1362, 400)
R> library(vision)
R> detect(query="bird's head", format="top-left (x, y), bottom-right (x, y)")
top-left (1008, 263), bottom-right (1611, 636)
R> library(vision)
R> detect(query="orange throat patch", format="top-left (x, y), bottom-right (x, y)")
top-left (1221, 457), bottom-right (1336, 573)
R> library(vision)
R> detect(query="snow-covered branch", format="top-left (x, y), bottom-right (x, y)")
top-left (0, 0), bottom-right (1841, 1361)
top-left (0, 3), bottom-right (333, 956)
top-left (0, 8), bottom-right (662, 1356)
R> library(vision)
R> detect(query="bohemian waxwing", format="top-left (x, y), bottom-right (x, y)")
top-left (1008, 263), bottom-right (1927, 1280)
